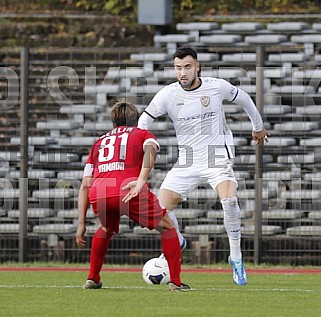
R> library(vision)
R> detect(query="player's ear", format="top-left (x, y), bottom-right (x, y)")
top-left (197, 62), bottom-right (201, 76)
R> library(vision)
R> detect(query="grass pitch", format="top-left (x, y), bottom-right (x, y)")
top-left (0, 267), bottom-right (320, 317)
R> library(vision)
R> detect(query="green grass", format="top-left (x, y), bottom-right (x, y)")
top-left (0, 270), bottom-right (321, 317)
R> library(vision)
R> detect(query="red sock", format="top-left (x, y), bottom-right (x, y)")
top-left (87, 227), bottom-right (112, 283)
top-left (161, 228), bottom-right (181, 286)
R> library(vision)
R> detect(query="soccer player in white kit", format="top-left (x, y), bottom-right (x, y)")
top-left (138, 47), bottom-right (269, 286)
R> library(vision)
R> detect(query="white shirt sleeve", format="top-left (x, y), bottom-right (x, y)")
top-left (219, 79), bottom-right (264, 132)
top-left (234, 88), bottom-right (264, 132)
top-left (143, 138), bottom-right (160, 152)
top-left (83, 163), bottom-right (94, 177)
top-left (137, 110), bottom-right (155, 130)
top-left (138, 86), bottom-right (169, 130)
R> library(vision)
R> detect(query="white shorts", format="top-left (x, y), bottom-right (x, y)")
top-left (160, 158), bottom-right (237, 199)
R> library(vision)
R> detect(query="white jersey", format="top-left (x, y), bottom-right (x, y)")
top-left (138, 77), bottom-right (263, 163)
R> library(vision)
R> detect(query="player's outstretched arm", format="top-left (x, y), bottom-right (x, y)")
top-left (232, 89), bottom-right (270, 145)
top-left (231, 88), bottom-right (264, 132)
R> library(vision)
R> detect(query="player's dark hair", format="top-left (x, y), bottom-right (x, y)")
top-left (111, 99), bottom-right (139, 127)
top-left (173, 47), bottom-right (198, 60)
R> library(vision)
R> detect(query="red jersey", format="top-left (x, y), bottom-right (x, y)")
top-left (85, 126), bottom-right (159, 201)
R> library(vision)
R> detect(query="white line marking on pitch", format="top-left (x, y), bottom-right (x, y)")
top-left (192, 287), bottom-right (321, 293)
top-left (0, 285), bottom-right (320, 293)
top-left (0, 285), bottom-right (147, 290)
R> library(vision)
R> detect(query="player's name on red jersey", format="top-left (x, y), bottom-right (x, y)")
top-left (98, 162), bottom-right (125, 173)
top-left (101, 126), bottom-right (134, 138)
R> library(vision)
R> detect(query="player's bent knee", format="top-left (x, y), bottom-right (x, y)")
top-left (156, 214), bottom-right (174, 231)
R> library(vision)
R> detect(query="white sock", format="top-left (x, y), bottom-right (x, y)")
top-left (221, 197), bottom-right (242, 260)
top-left (167, 211), bottom-right (185, 246)
top-left (229, 238), bottom-right (242, 261)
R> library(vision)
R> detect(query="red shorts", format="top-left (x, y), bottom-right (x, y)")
top-left (90, 187), bottom-right (166, 234)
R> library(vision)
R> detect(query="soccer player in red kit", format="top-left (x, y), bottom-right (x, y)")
top-left (76, 99), bottom-right (190, 292)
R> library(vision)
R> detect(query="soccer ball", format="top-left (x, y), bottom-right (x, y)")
top-left (142, 257), bottom-right (170, 285)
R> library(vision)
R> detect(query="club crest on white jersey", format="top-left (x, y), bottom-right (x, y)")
top-left (200, 96), bottom-right (210, 107)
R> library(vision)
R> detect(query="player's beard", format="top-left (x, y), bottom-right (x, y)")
top-left (179, 76), bottom-right (197, 90)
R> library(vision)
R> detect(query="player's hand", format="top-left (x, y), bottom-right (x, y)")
top-left (252, 129), bottom-right (270, 145)
top-left (76, 224), bottom-right (86, 248)
top-left (122, 178), bottom-right (146, 203)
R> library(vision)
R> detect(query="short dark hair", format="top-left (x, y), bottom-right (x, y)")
top-left (111, 99), bottom-right (139, 127)
top-left (173, 47), bottom-right (198, 60)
